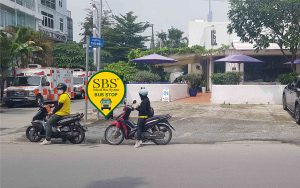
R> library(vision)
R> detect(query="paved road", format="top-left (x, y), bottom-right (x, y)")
top-left (1, 142), bottom-right (300, 188)
top-left (0, 99), bottom-right (93, 130)
top-left (1, 101), bottom-right (300, 145)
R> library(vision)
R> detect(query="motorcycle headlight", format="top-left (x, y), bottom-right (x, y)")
top-left (28, 91), bottom-right (35, 96)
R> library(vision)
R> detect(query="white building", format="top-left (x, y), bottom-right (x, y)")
top-left (188, 19), bottom-right (238, 50)
top-left (0, 0), bottom-right (73, 42)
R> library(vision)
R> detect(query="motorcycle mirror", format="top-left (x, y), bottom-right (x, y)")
top-left (133, 100), bottom-right (137, 104)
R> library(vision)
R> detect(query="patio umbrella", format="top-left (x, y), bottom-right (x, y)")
top-left (284, 59), bottom-right (300, 64)
top-left (214, 54), bottom-right (263, 72)
top-left (132, 53), bottom-right (177, 64)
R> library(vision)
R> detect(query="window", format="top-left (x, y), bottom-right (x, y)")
top-left (41, 0), bottom-right (56, 10)
top-left (59, 0), bottom-right (63, 7)
top-left (60, 18), bottom-right (63, 31)
top-left (41, 11), bottom-right (54, 29)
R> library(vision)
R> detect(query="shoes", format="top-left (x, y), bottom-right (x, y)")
top-left (40, 139), bottom-right (51, 145)
top-left (134, 140), bottom-right (142, 148)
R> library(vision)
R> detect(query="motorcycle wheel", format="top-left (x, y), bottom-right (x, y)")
top-left (104, 125), bottom-right (124, 145)
top-left (26, 126), bottom-right (43, 142)
top-left (69, 126), bottom-right (85, 144)
top-left (152, 123), bottom-right (172, 145)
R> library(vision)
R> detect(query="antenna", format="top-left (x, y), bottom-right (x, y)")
top-left (207, 0), bottom-right (213, 22)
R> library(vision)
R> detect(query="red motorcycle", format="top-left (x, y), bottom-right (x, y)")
top-left (104, 100), bottom-right (175, 145)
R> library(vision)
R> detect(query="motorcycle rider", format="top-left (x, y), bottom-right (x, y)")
top-left (41, 83), bottom-right (71, 145)
top-left (134, 87), bottom-right (151, 148)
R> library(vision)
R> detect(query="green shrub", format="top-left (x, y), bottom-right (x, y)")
top-left (182, 74), bottom-right (203, 88)
top-left (132, 71), bottom-right (161, 83)
top-left (104, 61), bottom-right (138, 81)
top-left (278, 72), bottom-right (299, 85)
top-left (211, 72), bottom-right (242, 85)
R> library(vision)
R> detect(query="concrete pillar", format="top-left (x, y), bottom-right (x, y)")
top-left (208, 56), bottom-right (214, 91)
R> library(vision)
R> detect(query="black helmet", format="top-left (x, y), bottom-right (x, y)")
top-left (57, 83), bottom-right (67, 91)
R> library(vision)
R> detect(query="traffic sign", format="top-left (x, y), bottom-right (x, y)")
top-left (90, 37), bottom-right (104, 48)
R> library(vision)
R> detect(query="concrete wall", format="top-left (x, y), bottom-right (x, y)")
top-left (212, 85), bottom-right (286, 104)
top-left (126, 84), bottom-right (188, 103)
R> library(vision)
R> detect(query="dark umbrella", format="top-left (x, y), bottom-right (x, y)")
top-left (132, 53), bottom-right (177, 64)
top-left (214, 54), bottom-right (263, 72)
top-left (284, 59), bottom-right (300, 64)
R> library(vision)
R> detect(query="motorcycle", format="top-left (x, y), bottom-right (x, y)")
top-left (26, 104), bottom-right (87, 144)
top-left (104, 100), bottom-right (175, 145)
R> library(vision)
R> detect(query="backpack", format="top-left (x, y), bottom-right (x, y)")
top-left (148, 107), bottom-right (154, 118)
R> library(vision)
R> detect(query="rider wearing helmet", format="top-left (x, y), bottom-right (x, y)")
top-left (134, 87), bottom-right (151, 148)
top-left (41, 83), bottom-right (71, 145)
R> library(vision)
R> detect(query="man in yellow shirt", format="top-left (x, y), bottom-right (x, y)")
top-left (41, 83), bottom-right (71, 145)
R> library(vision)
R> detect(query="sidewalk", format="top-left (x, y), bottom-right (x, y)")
top-left (175, 92), bottom-right (211, 104)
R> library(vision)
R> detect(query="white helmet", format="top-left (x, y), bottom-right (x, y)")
top-left (139, 87), bottom-right (148, 96)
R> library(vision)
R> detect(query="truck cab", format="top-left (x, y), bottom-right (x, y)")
top-left (3, 75), bottom-right (50, 107)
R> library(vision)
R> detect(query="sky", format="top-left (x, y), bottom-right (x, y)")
top-left (67, 0), bottom-right (230, 43)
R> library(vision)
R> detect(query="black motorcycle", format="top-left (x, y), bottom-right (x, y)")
top-left (26, 104), bottom-right (87, 144)
top-left (104, 100), bottom-right (175, 145)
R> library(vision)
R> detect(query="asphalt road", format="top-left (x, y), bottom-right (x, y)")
top-left (2, 100), bottom-right (300, 145)
top-left (1, 142), bottom-right (300, 188)
top-left (0, 99), bottom-right (92, 130)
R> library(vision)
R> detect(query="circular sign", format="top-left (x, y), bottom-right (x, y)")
top-left (87, 71), bottom-right (125, 117)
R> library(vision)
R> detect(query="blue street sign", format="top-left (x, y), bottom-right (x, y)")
top-left (90, 37), bottom-right (104, 48)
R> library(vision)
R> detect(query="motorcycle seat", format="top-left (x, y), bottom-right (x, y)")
top-left (60, 113), bottom-right (81, 120)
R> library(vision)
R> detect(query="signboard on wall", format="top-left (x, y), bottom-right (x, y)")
top-left (211, 29), bottom-right (217, 46)
top-left (162, 89), bottom-right (170, 102)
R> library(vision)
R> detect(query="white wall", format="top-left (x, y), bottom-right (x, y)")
top-left (188, 20), bottom-right (239, 49)
top-left (212, 85), bottom-right (286, 104)
top-left (126, 84), bottom-right (188, 103)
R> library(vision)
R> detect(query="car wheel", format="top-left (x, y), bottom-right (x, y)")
top-left (5, 102), bottom-right (14, 108)
top-left (282, 94), bottom-right (287, 110)
top-left (35, 95), bottom-right (44, 107)
top-left (81, 91), bottom-right (85, 99)
top-left (295, 104), bottom-right (300, 125)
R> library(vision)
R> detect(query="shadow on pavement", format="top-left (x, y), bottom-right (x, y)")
top-left (85, 177), bottom-right (147, 188)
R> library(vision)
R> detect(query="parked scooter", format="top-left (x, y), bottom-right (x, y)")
top-left (26, 104), bottom-right (87, 144)
top-left (104, 100), bottom-right (175, 145)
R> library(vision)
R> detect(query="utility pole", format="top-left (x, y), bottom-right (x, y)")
top-left (98, 0), bottom-right (102, 71)
top-left (207, 0), bottom-right (213, 22)
top-left (92, 0), bottom-right (102, 120)
top-left (85, 36), bottom-right (90, 122)
top-left (150, 24), bottom-right (155, 49)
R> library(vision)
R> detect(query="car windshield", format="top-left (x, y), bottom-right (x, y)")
top-left (13, 76), bottom-right (41, 86)
top-left (74, 77), bottom-right (84, 85)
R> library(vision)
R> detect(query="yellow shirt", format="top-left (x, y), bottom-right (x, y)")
top-left (55, 93), bottom-right (71, 116)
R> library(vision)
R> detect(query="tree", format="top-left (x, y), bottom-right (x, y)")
top-left (6, 27), bottom-right (52, 68)
top-left (53, 42), bottom-right (95, 70)
top-left (228, 0), bottom-right (300, 71)
top-left (156, 27), bottom-right (188, 48)
top-left (0, 31), bottom-right (14, 100)
top-left (156, 31), bottom-right (167, 48)
top-left (80, 10), bottom-right (150, 64)
top-left (106, 11), bottom-right (150, 62)
top-left (104, 61), bottom-right (138, 81)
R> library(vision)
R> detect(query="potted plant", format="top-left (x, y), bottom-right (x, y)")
top-left (201, 79), bottom-right (207, 93)
top-left (182, 74), bottom-right (203, 97)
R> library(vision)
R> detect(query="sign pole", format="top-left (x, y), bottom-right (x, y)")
top-left (85, 36), bottom-right (90, 122)
top-left (97, 0), bottom-right (102, 120)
